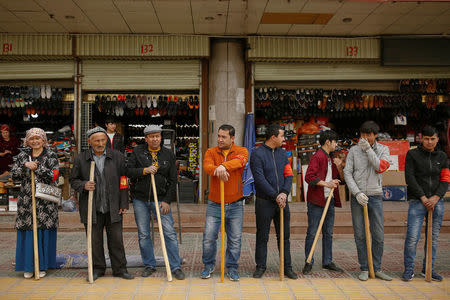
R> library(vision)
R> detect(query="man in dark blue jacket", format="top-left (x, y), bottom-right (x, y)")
top-left (402, 125), bottom-right (449, 282)
top-left (250, 124), bottom-right (298, 279)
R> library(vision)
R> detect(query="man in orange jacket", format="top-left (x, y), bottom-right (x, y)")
top-left (201, 124), bottom-right (248, 281)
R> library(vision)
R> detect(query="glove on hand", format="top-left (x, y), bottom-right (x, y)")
top-left (358, 138), bottom-right (371, 152)
top-left (356, 192), bottom-right (369, 206)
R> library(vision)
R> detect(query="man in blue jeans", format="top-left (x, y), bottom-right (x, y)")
top-left (402, 125), bottom-right (449, 282)
top-left (303, 130), bottom-right (345, 275)
top-left (344, 121), bottom-right (392, 281)
top-left (201, 124), bottom-right (248, 281)
top-left (127, 125), bottom-right (185, 280)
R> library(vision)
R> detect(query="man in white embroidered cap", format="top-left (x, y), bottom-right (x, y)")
top-left (127, 125), bottom-right (185, 280)
top-left (70, 126), bottom-right (134, 281)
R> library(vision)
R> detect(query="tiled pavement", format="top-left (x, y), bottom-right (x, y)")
top-left (0, 232), bottom-right (449, 299)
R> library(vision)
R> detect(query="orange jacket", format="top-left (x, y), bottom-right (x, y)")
top-left (203, 143), bottom-right (248, 204)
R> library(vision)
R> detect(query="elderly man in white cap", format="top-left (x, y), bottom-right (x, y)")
top-left (70, 126), bottom-right (134, 281)
top-left (127, 125), bottom-right (185, 280)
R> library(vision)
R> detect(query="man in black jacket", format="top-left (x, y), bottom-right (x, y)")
top-left (402, 126), bottom-right (449, 282)
top-left (127, 125), bottom-right (185, 280)
top-left (70, 126), bottom-right (134, 281)
top-left (105, 117), bottom-right (124, 153)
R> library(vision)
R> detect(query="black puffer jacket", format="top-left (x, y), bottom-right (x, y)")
top-left (405, 146), bottom-right (449, 200)
top-left (127, 144), bottom-right (177, 204)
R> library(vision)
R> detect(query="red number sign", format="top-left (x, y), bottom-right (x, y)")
top-left (346, 46), bottom-right (359, 57)
top-left (140, 44), bottom-right (154, 54)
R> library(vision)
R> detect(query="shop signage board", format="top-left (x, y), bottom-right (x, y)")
top-left (248, 36), bottom-right (380, 61)
top-left (76, 35), bottom-right (209, 58)
top-left (0, 34), bottom-right (72, 57)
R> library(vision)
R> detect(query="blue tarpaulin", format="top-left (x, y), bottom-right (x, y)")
top-left (243, 113), bottom-right (256, 197)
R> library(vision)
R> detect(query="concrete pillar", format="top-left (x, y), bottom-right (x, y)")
top-left (209, 39), bottom-right (246, 147)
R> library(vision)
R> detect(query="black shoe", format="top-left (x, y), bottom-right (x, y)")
top-left (253, 267), bottom-right (266, 278)
top-left (86, 271), bottom-right (104, 282)
top-left (172, 269), bottom-right (185, 280)
top-left (142, 267), bottom-right (156, 277)
top-left (323, 262), bottom-right (344, 273)
top-left (302, 263), bottom-right (313, 275)
top-left (114, 272), bottom-right (134, 280)
top-left (285, 269), bottom-right (298, 279)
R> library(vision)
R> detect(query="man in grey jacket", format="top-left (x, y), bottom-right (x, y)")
top-left (344, 121), bottom-right (392, 282)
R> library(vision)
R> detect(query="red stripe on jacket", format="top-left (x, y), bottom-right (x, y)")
top-left (376, 159), bottom-right (390, 173)
top-left (440, 168), bottom-right (450, 183)
top-left (52, 169), bottom-right (59, 182)
top-left (284, 164), bottom-right (293, 177)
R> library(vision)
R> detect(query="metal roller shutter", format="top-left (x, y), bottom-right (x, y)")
top-left (82, 60), bottom-right (201, 91)
top-left (254, 62), bottom-right (450, 81)
top-left (0, 61), bottom-right (74, 80)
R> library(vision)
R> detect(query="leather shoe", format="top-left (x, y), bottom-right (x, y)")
top-left (253, 267), bottom-right (265, 278)
top-left (302, 263), bottom-right (312, 275)
top-left (86, 271), bottom-right (104, 282)
top-left (172, 269), bottom-right (185, 280)
top-left (114, 272), bottom-right (134, 280)
top-left (285, 269), bottom-right (298, 280)
top-left (142, 267), bottom-right (156, 277)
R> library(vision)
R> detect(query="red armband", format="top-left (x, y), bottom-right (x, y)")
top-left (52, 169), bottom-right (59, 182)
top-left (440, 168), bottom-right (450, 183)
top-left (376, 160), bottom-right (390, 173)
top-left (120, 176), bottom-right (129, 189)
top-left (284, 164), bottom-right (293, 177)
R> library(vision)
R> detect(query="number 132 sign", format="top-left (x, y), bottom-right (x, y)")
top-left (140, 44), bottom-right (154, 54)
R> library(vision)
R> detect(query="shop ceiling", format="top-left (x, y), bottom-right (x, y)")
top-left (0, 0), bottom-right (449, 37)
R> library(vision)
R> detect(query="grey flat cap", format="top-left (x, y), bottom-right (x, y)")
top-left (86, 126), bottom-right (107, 138)
top-left (144, 125), bottom-right (162, 135)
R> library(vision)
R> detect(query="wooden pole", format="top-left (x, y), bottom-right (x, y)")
top-left (306, 188), bottom-right (334, 264)
top-left (151, 174), bottom-right (173, 282)
top-left (87, 161), bottom-right (95, 283)
top-left (280, 206), bottom-right (284, 280)
top-left (220, 180), bottom-right (225, 283)
top-left (425, 210), bottom-right (433, 282)
top-left (31, 170), bottom-right (40, 280)
top-left (363, 204), bottom-right (375, 279)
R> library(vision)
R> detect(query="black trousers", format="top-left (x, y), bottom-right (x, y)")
top-left (255, 198), bottom-right (292, 270)
top-left (84, 212), bottom-right (127, 275)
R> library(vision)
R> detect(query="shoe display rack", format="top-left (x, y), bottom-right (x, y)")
top-left (89, 92), bottom-right (200, 180)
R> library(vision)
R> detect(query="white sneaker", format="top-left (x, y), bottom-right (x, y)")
top-left (39, 271), bottom-right (46, 278)
top-left (24, 272), bottom-right (33, 279)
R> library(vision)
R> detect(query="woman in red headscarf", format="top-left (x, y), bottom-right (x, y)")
top-left (0, 124), bottom-right (20, 176)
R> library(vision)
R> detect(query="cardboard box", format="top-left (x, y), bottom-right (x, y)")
top-left (382, 171), bottom-right (406, 186)
top-left (8, 196), bottom-right (17, 211)
top-left (382, 186), bottom-right (407, 201)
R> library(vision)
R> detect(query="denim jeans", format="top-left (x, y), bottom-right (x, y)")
top-left (255, 198), bottom-right (292, 270)
top-left (403, 198), bottom-right (444, 273)
top-left (202, 200), bottom-right (244, 271)
top-left (305, 199), bottom-right (335, 266)
top-left (351, 195), bottom-right (384, 272)
top-left (133, 199), bottom-right (181, 272)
